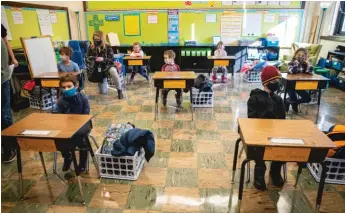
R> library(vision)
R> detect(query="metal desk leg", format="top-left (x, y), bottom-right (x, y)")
top-left (247, 162), bottom-right (251, 183)
top-left (294, 163), bottom-right (303, 187)
top-left (238, 159), bottom-right (251, 212)
top-left (154, 87), bottom-right (159, 121)
top-left (283, 163), bottom-right (287, 182)
top-left (40, 86), bottom-right (43, 111)
top-left (50, 88), bottom-right (54, 113)
top-left (315, 162), bottom-right (327, 213)
top-left (16, 149), bottom-right (24, 200)
top-left (85, 136), bottom-right (100, 178)
top-left (316, 88), bottom-right (322, 124)
top-left (232, 138), bottom-right (242, 183)
top-left (190, 88), bottom-right (194, 121)
top-left (39, 152), bottom-right (48, 176)
top-left (71, 151), bottom-right (85, 205)
top-left (53, 152), bottom-right (57, 174)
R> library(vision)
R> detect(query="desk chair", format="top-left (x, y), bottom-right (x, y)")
top-left (69, 40), bottom-right (86, 91)
top-left (238, 139), bottom-right (288, 183)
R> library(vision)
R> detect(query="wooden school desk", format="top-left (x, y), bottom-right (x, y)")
top-left (281, 73), bottom-right (329, 122)
top-left (207, 55), bottom-right (237, 77)
top-left (232, 118), bottom-right (335, 213)
top-left (152, 72), bottom-right (196, 121)
top-left (123, 56), bottom-right (151, 83)
top-left (34, 72), bottom-right (80, 111)
top-left (1, 113), bottom-right (98, 204)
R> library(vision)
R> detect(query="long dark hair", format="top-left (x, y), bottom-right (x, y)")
top-left (292, 48), bottom-right (308, 61)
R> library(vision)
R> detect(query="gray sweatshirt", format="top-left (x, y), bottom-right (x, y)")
top-left (1, 38), bottom-right (12, 84)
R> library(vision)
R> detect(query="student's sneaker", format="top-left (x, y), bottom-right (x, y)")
top-left (221, 75), bottom-right (228, 83)
top-left (118, 90), bottom-right (124, 99)
top-left (291, 103), bottom-right (299, 113)
top-left (212, 74), bottom-right (217, 83)
top-left (254, 165), bottom-right (267, 191)
top-left (2, 150), bottom-right (16, 164)
top-left (175, 94), bottom-right (182, 106)
top-left (62, 158), bottom-right (72, 172)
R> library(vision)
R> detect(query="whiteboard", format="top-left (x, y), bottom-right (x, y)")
top-left (22, 37), bottom-right (57, 77)
top-left (242, 13), bottom-right (262, 36)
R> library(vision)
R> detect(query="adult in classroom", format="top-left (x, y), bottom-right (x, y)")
top-left (86, 30), bottom-right (123, 99)
top-left (1, 24), bottom-right (18, 163)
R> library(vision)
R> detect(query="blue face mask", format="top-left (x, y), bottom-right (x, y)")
top-left (62, 87), bottom-right (76, 97)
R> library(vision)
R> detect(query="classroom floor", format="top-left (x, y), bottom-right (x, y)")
top-left (2, 73), bottom-right (345, 213)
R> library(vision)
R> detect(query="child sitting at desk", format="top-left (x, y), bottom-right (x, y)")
top-left (129, 42), bottom-right (149, 84)
top-left (57, 74), bottom-right (90, 173)
top-left (161, 50), bottom-right (182, 106)
top-left (57, 47), bottom-right (80, 73)
top-left (212, 41), bottom-right (228, 83)
top-left (247, 66), bottom-right (286, 191)
top-left (286, 48), bottom-right (313, 113)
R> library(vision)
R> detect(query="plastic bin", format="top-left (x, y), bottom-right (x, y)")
top-left (192, 87), bottom-right (214, 108)
top-left (95, 147), bottom-right (145, 180)
top-left (332, 61), bottom-right (344, 71)
top-left (29, 87), bottom-right (57, 110)
top-left (243, 70), bottom-right (261, 83)
top-left (307, 157), bottom-right (345, 185)
top-left (336, 72), bottom-right (345, 91)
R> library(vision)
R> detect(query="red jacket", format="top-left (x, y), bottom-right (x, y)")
top-left (161, 64), bottom-right (180, 72)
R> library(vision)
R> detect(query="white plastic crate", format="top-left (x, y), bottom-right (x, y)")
top-left (29, 88), bottom-right (57, 110)
top-left (95, 147), bottom-right (145, 180)
top-left (192, 88), bottom-right (214, 108)
top-left (307, 157), bottom-right (345, 185)
top-left (243, 70), bottom-right (261, 83)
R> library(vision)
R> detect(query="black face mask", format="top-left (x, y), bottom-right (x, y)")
top-left (94, 40), bottom-right (102, 46)
top-left (266, 81), bottom-right (280, 92)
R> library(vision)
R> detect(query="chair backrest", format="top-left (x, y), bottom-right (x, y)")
top-left (68, 40), bottom-right (85, 69)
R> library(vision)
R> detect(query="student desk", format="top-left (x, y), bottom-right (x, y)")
top-left (34, 72), bottom-right (80, 111)
top-left (207, 56), bottom-right (237, 77)
top-left (123, 56), bottom-right (151, 82)
top-left (232, 118), bottom-right (335, 213)
top-left (152, 72), bottom-right (196, 121)
top-left (1, 113), bottom-right (98, 204)
top-left (281, 73), bottom-right (329, 122)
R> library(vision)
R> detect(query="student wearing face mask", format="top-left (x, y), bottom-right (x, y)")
top-left (161, 50), bottom-right (182, 106)
top-left (129, 42), bottom-right (149, 84)
top-left (86, 31), bottom-right (123, 99)
top-left (286, 48), bottom-right (313, 112)
top-left (57, 74), bottom-right (90, 173)
top-left (247, 66), bottom-right (286, 191)
top-left (212, 41), bottom-right (228, 83)
top-left (57, 47), bottom-right (80, 72)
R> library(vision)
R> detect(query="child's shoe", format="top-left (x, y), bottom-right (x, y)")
top-left (270, 163), bottom-right (284, 187)
top-left (118, 90), bottom-right (124, 99)
top-left (292, 103), bottom-right (299, 113)
top-left (254, 164), bottom-right (267, 191)
top-left (221, 75), bottom-right (228, 83)
top-left (62, 158), bottom-right (72, 172)
top-left (162, 91), bottom-right (168, 106)
top-left (212, 74), bottom-right (217, 83)
top-left (175, 94), bottom-right (182, 106)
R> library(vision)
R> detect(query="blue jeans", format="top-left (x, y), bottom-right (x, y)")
top-left (287, 90), bottom-right (311, 104)
top-left (131, 66), bottom-right (148, 80)
top-left (1, 80), bottom-right (14, 153)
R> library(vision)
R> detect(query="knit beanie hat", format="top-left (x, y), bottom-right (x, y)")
top-left (261, 66), bottom-right (281, 85)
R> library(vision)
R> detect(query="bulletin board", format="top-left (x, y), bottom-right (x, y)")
top-left (85, 1), bottom-right (303, 10)
top-left (123, 13), bottom-right (141, 36)
top-left (85, 9), bottom-right (303, 46)
top-left (3, 5), bottom-right (70, 48)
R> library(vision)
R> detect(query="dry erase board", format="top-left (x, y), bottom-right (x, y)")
top-left (21, 36), bottom-right (58, 78)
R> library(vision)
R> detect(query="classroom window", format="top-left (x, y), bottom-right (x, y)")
top-left (334, 1), bottom-right (345, 36)
top-left (268, 15), bottom-right (299, 47)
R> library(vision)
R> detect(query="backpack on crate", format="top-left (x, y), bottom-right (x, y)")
top-left (326, 124), bottom-right (345, 159)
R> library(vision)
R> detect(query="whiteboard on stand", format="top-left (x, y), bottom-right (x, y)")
top-left (21, 36), bottom-right (58, 78)
top-left (242, 13), bottom-right (262, 37)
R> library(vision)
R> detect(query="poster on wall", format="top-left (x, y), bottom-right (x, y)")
top-left (168, 9), bottom-right (179, 45)
top-left (221, 12), bottom-right (242, 45)
top-left (12, 11), bottom-right (23, 24)
top-left (1, 6), bottom-right (12, 40)
top-left (36, 9), bottom-right (53, 36)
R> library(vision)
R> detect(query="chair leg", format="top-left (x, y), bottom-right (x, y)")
top-left (89, 134), bottom-right (99, 149)
top-left (283, 163), bottom-right (287, 182)
top-left (247, 161), bottom-right (251, 183)
top-left (39, 152), bottom-right (48, 176)
top-left (53, 152), bottom-right (58, 174)
top-left (239, 145), bottom-right (244, 158)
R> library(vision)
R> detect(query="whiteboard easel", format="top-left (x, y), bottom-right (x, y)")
top-left (21, 36), bottom-right (58, 78)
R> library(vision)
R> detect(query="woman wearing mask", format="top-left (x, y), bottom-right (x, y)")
top-left (86, 31), bottom-right (123, 99)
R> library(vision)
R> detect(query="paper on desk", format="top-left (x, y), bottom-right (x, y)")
top-left (269, 138), bottom-right (305, 145)
top-left (21, 130), bottom-right (51, 135)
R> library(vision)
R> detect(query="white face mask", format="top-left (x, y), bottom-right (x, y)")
top-left (165, 58), bottom-right (173, 64)
top-left (60, 55), bottom-right (68, 61)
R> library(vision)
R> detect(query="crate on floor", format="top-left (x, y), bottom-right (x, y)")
top-left (307, 157), bottom-right (345, 185)
top-left (29, 88), bottom-right (57, 110)
top-left (192, 87), bottom-right (214, 108)
top-left (243, 70), bottom-right (261, 83)
top-left (95, 147), bottom-right (145, 180)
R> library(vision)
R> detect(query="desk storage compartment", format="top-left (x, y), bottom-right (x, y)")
top-left (192, 87), bottom-right (214, 108)
top-left (95, 147), bottom-right (145, 180)
top-left (29, 87), bottom-right (57, 110)
top-left (307, 157), bottom-right (345, 185)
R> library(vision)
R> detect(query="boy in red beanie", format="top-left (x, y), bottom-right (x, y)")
top-left (247, 65), bottom-right (286, 191)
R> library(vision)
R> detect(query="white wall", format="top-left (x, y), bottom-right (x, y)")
top-left (22, 1), bottom-right (86, 40)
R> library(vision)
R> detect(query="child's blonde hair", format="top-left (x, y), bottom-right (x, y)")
top-left (293, 48), bottom-right (308, 61)
top-left (133, 42), bottom-right (141, 48)
top-left (164, 50), bottom-right (176, 59)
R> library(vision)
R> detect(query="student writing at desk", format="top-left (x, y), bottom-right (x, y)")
top-left (87, 31), bottom-right (123, 99)
top-left (129, 42), bottom-right (150, 84)
top-left (247, 66), bottom-right (286, 191)
top-left (57, 74), bottom-right (90, 173)
top-left (286, 48), bottom-right (313, 113)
